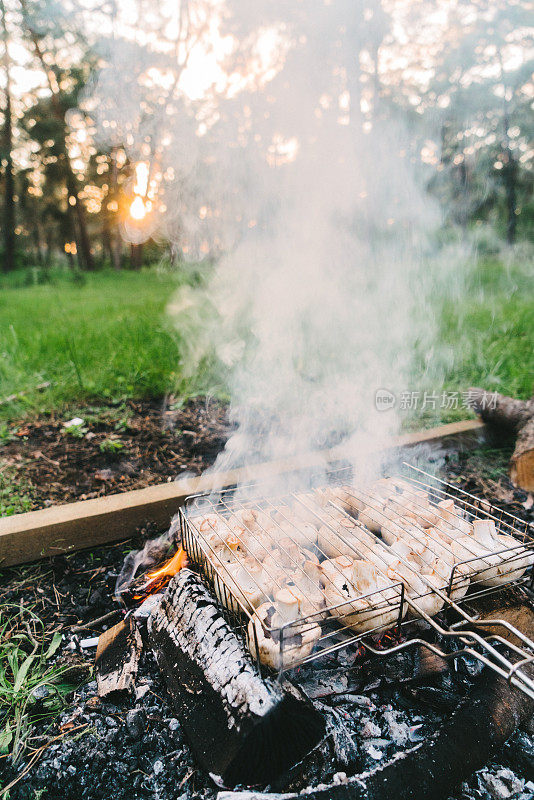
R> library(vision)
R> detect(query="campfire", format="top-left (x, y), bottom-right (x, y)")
top-left (128, 547), bottom-right (188, 602)
top-left (96, 462), bottom-right (534, 797)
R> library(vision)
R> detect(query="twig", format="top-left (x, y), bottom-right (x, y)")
top-left (36, 451), bottom-right (61, 468)
top-left (179, 768), bottom-right (195, 788)
top-left (23, 620), bottom-right (40, 654)
top-left (71, 609), bottom-right (122, 633)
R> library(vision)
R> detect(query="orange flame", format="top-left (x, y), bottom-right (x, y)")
top-left (145, 547), bottom-right (188, 583)
top-left (130, 547), bottom-right (188, 602)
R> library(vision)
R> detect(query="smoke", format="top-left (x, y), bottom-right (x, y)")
top-left (90, 0), bottom-right (471, 489)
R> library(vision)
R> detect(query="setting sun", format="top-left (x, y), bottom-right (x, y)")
top-left (129, 195), bottom-right (147, 220)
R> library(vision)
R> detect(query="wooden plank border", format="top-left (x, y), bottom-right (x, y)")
top-left (0, 419), bottom-right (486, 568)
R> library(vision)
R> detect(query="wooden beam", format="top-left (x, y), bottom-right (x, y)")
top-left (0, 419), bottom-right (486, 568)
top-left (390, 418), bottom-right (486, 448)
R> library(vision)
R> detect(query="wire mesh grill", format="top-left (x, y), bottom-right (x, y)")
top-left (180, 463), bottom-right (534, 697)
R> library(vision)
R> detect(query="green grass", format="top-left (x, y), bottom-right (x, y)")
top-left (406, 255), bottom-right (533, 427)
top-left (441, 257), bottom-right (533, 398)
top-left (0, 605), bottom-right (83, 767)
top-left (0, 267), bottom-right (195, 421)
top-left (0, 256), bottom-right (531, 427)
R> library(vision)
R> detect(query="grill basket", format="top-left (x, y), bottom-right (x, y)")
top-left (180, 463), bottom-right (534, 698)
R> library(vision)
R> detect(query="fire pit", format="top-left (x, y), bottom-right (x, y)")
top-left (5, 456), bottom-right (532, 800)
top-left (95, 461), bottom-right (534, 798)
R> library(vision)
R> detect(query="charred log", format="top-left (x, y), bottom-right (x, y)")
top-left (469, 387), bottom-right (534, 492)
top-left (95, 617), bottom-right (143, 697)
top-left (323, 604), bottom-right (534, 800)
top-left (221, 667), bottom-right (533, 800)
top-left (356, 662), bottom-right (534, 800)
top-left (148, 569), bottom-right (325, 788)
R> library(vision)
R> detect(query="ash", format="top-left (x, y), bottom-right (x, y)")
top-left (4, 652), bottom-right (215, 800)
top-left (4, 631), bottom-right (533, 800)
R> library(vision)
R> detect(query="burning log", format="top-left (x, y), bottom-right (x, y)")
top-left (469, 387), bottom-right (534, 492)
top-left (117, 546), bottom-right (188, 606)
top-left (148, 568), bottom-right (325, 788)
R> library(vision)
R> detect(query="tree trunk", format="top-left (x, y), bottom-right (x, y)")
top-left (458, 159), bottom-right (469, 231)
top-left (499, 66), bottom-right (517, 245)
top-left (109, 148), bottom-right (122, 270)
top-left (45, 228), bottom-right (53, 267)
top-left (110, 228), bottom-right (122, 270)
top-left (469, 387), bottom-right (534, 493)
top-left (65, 167), bottom-right (94, 271)
top-left (130, 242), bottom-right (143, 270)
top-left (32, 218), bottom-right (44, 265)
top-left (19, 0), bottom-right (94, 270)
top-left (503, 146), bottom-right (517, 245)
top-left (1, 0), bottom-right (15, 272)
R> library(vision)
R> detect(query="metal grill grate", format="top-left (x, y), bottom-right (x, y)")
top-left (180, 463), bottom-right (534, 698)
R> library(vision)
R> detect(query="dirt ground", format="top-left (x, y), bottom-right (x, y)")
top-left (0, 397), bottom-right (231, 511)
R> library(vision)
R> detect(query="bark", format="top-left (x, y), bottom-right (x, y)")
top-left (1, 0), bottom-right (15, 272)
top-left (469, 388), bottom-right (534, 493)
top-left (148, 569), bottom-right (325, 788)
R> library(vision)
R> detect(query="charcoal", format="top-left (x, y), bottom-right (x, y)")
top-left (478, 768), bottom-right (525, 799)
top-left (359, 720), bottom-right (381, 739)
top-left (382, 709), bottom-right (410, 746)
top-left (330, 694), bottom-right (375, 709)
top-left (125, 708), bottom-right (147, 739)
top-left (321, 706), bottom-right (360, 769)
top-left (363, 743), bottom-right (385, 761)
top-left (501, 732), bottom-right (534, 782)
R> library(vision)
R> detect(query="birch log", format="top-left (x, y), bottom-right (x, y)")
top-left (148, 569), bottom-right (325, 787)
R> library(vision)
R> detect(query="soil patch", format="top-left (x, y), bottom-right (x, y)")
top-left (0, 397), bottom-right (231, 511)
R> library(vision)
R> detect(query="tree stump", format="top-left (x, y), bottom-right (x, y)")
top-left (469, 388), bottom-right (534, 492)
